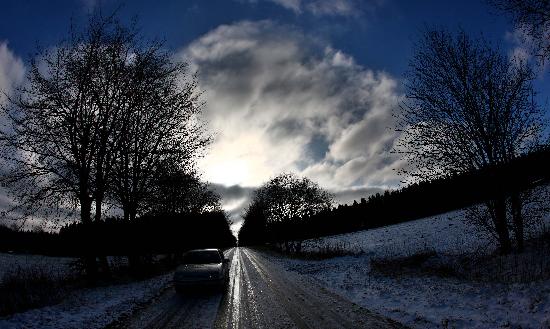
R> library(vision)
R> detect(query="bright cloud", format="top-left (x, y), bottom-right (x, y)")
top-left (0, 42), bottom-right (25, 105)
top-left (181, 21), bottom-right (403, 223)
top-left (0, 42), bottom-right (26, 228)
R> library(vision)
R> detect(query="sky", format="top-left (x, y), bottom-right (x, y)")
top-left (0, 0), bottom-right (546, 232)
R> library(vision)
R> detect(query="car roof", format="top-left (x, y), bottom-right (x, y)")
top-left (185, 248), bottom-right (220, 253)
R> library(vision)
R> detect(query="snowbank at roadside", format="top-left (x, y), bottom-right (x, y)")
top-left (0, 273), bottom-right (172, 329)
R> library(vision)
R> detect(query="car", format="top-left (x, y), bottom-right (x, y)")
top-left (173, 248), bottom-right (230, 293)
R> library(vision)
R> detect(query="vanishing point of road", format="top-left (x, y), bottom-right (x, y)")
top-left (122, 247), bottom-right (406, 329)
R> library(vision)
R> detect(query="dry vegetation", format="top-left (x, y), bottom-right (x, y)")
top-left (370, 230), bottom-right (550, 283)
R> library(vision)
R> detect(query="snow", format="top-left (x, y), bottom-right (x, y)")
top-left (0, 273), bottom-right (172, 329)
top-left (0, 253), bottom-right (77, 282)
top-left (299, 209), bottom-right (492, 256)
top-left (274, 209), bottom-right (550, 329)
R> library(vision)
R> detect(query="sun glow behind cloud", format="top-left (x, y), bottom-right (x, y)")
top-left (182, 21), bottom-right (404, 225)
top-left (203, 157), bottom-right (251, 187)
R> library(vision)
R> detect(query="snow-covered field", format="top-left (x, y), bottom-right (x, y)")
top-left (0, 272), bottom-right (172, 329)
top-left (0, 253), bottom-right (77, 282)
top-left (275, 209), bottom-right (550, 329)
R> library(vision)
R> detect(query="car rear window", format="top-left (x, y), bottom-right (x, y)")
top-left (183, 250), bottom-right (222, 264)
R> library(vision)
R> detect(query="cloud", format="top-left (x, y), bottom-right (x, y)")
top-left (243, 0), bottom-right (365, 17)
top-left (211, 183), bottom-right (255, 218)
top-left (505, 28), bottom-right (532, 62)
top-left (181, 20), bottom-right (403, 223)
top-left (270, 0), bottom-right (302, 14)
top-left (210, 183), bottom-right (256, 236)
top-left (305, 0), bottom-right (355, 16)
top-left (0, 42), bottom-right (26, 226)
top-left (504, 26), bottom-right (550, 75)
top-left (0, 42), bottom-right (25, 105)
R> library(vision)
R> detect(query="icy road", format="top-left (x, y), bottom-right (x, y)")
top-left (124, 247), bottom-right (405, 329)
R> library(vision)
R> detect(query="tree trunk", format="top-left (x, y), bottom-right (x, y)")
top-left (492, 197), bottom-right (512, 254)
top-left (128, 255), bottom-right (141, 272)
top-left (130, 206), bottom-right (137, 221)
top-left (94, 191), bottom-right (103, 222)
top-left (80, 196), bottom-right (98, 280)
top-left (510, 193), bottom-right (524, 252)
top-left (98, 256), bottom-right (111, 278)
top-left (94, 192), bottom-right (111, 277)
top-left (124, 206), bottom-right (140, 272)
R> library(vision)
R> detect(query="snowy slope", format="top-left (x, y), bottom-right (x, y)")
top-left (274, 209), bottom-right (550, 329)
top-left (299, 209), bottom-right (492, 256)
top-left (0, 273), bottom-right (172, 329)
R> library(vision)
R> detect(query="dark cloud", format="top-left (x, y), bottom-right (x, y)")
top-left (211, 183), bottom-right (255, 203)
top-left (266, 118), bottom-right (306, 141)
top-left (210, 183), bottom-right (255, 234)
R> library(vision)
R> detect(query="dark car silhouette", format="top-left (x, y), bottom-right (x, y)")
top-left (174, 248), bottom-right (230, 293)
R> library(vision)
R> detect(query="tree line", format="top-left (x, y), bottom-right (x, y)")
top-left (0, 212), bottom-right (235, 257)
top-left (238, 148), bottom-right (550, 247)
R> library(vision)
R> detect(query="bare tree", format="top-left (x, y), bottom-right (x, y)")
top-left (250, 173), bottom-right (332, 223)
top-left (0, 14), bottom-right (209, 277)
top-left (239, 173), bottom-right (333, 247)
top-left (109, 47), bottom-right (209, 221)
top-left (148, 164), bottom-right (221, 215)
top-left (85, 18), bottom-right (140, 224)
top-left (397, 29), bottom-right (542, 253)
top-left (489, 0), bottom-right (550, 64)
top-left (0, 15), bottom-right (140, 276)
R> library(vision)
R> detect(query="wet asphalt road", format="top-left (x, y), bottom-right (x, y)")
top-left (124, 247), bottom-right (405, 329)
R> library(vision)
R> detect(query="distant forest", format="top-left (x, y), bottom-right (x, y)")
top-left (0, 212), bottom-right (236, 256)
top-left (239, 147), bottom-right (550, 245)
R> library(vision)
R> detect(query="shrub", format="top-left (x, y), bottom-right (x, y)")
top-left (273, 240), bottom-right (357, 260)
top-left (369, 231), bottom-right (550, 282)
top-left (0, 265), bottom-right (66, 316)
top-left (370, 249), bottom-right (444, 276)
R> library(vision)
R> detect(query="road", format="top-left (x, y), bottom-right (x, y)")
top-left (123, 247), bottom-right (405, 329)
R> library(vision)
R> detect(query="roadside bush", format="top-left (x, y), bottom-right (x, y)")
top-left (70, 254), bottom-right (175, 284)
top-left (461, 230), bottom-right (550, 283)
top-left (273, 240), bottom-right (357, 260)
top-left (369, 249), bottom-right (453, 277)
top-left (465, 185), bottom-right (550, 253)
top-left (370, 230), bottom-right (550, 283)
top-left (0, 265), bottom-right (66, 316)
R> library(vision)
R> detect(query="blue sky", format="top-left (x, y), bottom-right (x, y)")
top-left (1, 0), bottom-right (512, 75)
top-left (0, 0), bottom-right (546, 230)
